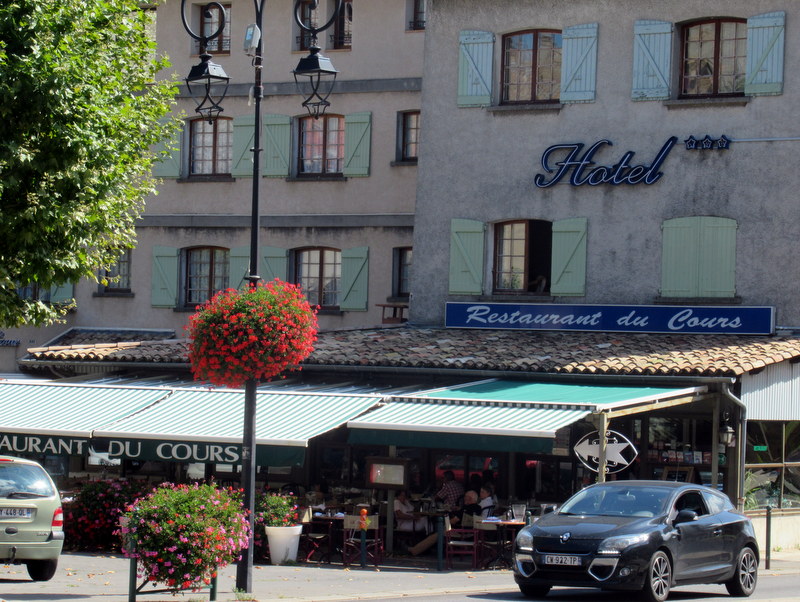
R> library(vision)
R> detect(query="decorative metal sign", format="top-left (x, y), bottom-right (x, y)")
top-left (574, 429), bottom-right (638, 474)
top-left (534, 137), bottom-right (677, 188)
top-left (445, 302), bottom-right (775, 335)
top-left (684, 135), bottom-right (730, 150)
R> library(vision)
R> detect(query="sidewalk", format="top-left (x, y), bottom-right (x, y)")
top-left (1, 549), bottom-right (799, 602)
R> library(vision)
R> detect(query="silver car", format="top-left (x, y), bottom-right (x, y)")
top-left (0, 455), bottom-right (64, 581)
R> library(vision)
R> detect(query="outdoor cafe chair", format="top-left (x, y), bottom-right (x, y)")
top-left (342, 514), bottom-right (384, 567)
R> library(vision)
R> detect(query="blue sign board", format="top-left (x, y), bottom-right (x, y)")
top-left (445, 303), bottom-right (774, 335)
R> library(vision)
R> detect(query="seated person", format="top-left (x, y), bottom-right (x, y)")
top-left (450, 489), bottom-right (482, 526)
top-left (479, 484), bottom-right (496, 518)
top-left (394, 489), bottom-right (428, 532)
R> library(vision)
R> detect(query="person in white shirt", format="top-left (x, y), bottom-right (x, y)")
top-left (394, 490), bottom-right (428, 532)
top-left (479, 484), bottom-right (496, 518)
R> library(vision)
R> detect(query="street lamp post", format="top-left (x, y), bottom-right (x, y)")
top-left (179, 0), bottom-right (342, 592)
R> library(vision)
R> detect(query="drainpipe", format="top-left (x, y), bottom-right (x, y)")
top-left (721, 383), bottom-right (747, 511)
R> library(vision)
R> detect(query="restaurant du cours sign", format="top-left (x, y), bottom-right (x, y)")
top-left (445, 303), bottom-right (775, 335)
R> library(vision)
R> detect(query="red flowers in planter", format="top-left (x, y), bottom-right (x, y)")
top-left (187, 279), bottom-right (318, 388)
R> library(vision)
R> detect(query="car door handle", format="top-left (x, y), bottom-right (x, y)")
top-left (712, 528), bottom-right (722, 536)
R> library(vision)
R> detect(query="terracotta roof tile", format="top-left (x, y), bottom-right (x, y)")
top-left (21, 327), bottom-right (800, 378)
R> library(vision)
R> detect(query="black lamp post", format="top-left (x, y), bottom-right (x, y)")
top-left (179, 0), bottom-right (341, 593)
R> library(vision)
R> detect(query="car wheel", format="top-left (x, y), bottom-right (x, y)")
top-left (725, 546), bottom-right (758, 597)
top-left (518, 583), bottom-right (551, 599)
top-left (26, 559), bottom-right (58, 581)
top-left (641, 550), bottom-right (671, 602)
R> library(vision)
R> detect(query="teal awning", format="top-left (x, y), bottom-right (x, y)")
top-left (347, 379), bottom-right (705, 452)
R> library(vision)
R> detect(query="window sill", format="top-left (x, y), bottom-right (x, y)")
top-left (287, 175), bottom-right (348, 182)
top-left (177, 175), bottom-right (236, 183)
top-left (390, 159), bottom-right (418, 167)
top-left (93, 291), bottom-right (134, 298)
top-left (486, 103), bottom-right (563, 114)
top-left (664, 96), bottom-right (750, 109)
top-left (479, 294), bottom-right (555, 302)
top-left (317, 309), bottom-right (343, 316)
top-left (653, 296), bottom-right (742, 305)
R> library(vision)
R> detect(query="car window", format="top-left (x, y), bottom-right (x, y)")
top-left (0, 463), bottom-right (56, 497)
top-left (560, 485), bottom-right (671, 517)
top-left (674, 491), bottom-right (708, 516)
top-left (701, 489), bottom-right (733, 514)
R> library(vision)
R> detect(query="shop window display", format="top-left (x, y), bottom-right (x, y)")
top-left (745, 420), bottom-right (800, 508)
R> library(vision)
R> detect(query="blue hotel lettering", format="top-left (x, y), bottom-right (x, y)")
top-left (534, 137), bottom-right (678, 188)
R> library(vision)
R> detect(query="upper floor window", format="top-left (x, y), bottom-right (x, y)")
top-left (332, 0), bottom-right (353, 49)
top-left (502, 30), bottom-right (562, 103)
top-left (183, 246), bottom-right (229, 307)
top-left (398, 111), bottom-right (420, 162)
top-left (298, 114), bottom-right (344, 176)
top-left (197, 3), bottom-right (231, 54)
top-left (102, 250), bottom-right (132, 293)
top-left (190, 117), bottom-right (232, 176)
top-left (494, 220), bottom-right (552, 293)
top-left (394, 247), bottom-right (412, 298)
top-left (296, 0), bottom-right (316, 50)
top-left (294, 247), bottom-right (341, 309)
top-left (409, 0), bottom-right (426, 31)
top-left (660, 216), bottom-right (737, 299)
top-left (681, 19), bottom-right (746, 97)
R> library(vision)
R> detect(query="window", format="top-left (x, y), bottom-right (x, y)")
top-left (681, 19), bottom-right (746, 97)
top-left (409, 0), bottom-right (426, 31)
top-left (746, 421), bottom-right (800, 509)
top-left (502, 30), bottom-right (562, 103)
top-left (660, 216), bottom-right (737, 298)
top-left (101, 250), bottom-right (132, 293)
top-left (183, 247), bottom-right (229, 306)
top-left (298, 115), bottom-right (345, 176)
top-left (494, 220), bottom-right (552, 293)
top-left (196, 3), bottom-right (231, 54)
top-left (449, 217), bottom-right (587, 296)
top-left (296, 0), bottom-right (316, 50)
top-left (393, 247), bottom-right (412, 298)
top-left (16, 284), bottom-right (50, 303)
top-left (332, 0), bottom-right (352, 49)
top-left (189, 117), bottom-right (232, 176)
top-left (397, 111), bottom-right (420, 163)
top-left (294, 247), bottom-right (341, 309)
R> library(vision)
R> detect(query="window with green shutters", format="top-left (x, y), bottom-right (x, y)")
top-left (661, 216), bottom-right (737, 298)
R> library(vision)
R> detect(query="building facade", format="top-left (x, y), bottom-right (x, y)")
top-left (0, 0), bottom-right (425, 371)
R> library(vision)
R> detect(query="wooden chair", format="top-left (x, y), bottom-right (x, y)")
top-left (474, 517), bottom-right (499, 567)
top-left (299, 508), bottom-right (332, 563)
top-left (444, 516), bottom-right (481, 569)
top-left (342, 514), bottom-right (384, 567)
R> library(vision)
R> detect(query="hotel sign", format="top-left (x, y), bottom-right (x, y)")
top-left (445, 303), bottom-right (774, 335)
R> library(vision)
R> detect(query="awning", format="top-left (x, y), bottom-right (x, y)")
top-left (347, 379), bottom-right (706, 452)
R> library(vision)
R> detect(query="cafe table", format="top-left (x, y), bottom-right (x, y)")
top-left (478, 518), bottom-right (526, 569)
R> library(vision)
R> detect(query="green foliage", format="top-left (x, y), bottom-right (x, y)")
top-left (63, 478), bottom-right (152, 551)
top-left (255, 492), bottom-right (300, 528)
top-left (0, 0), bottom-right (178, 326)
top-left (120, 482), bottom-right (250, 592)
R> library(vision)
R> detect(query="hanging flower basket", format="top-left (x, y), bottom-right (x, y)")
top-left (187, 279), bottom-right (318, 388)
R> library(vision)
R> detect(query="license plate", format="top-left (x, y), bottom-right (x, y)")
top-left (544, 554), bottom-right (581, 566)
top-left (0, 507), bottom-right (33, 518)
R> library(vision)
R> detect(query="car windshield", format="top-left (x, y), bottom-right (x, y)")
top-left (559, 485), bottom-right (671, 518)
top-left (0, 463), bottom-right (56, 498)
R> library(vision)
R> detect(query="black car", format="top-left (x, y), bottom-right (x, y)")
top-left (513, 480), bottom-right (758, 601)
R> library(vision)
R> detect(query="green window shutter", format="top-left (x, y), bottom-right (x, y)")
top-left (229, 246), bottom-right (251, 290)
top-left (661, 217), bottom-right (700, 297)
top-left (632, 20), bottom-right (673, 100)
top-left (151, 121), bottom-right (182, 178)
top-left (151, 246), bottom-right (179, 307)
top-left (448, 218), bottom-right (485, 294)
top-left (340, 246), bottom-right (369, 311)
top-left (550, 217), bottom-right (587, 296)
top-left (745, 12), bottom-right (785, 96)
top-left (560, 23), bottom-right (598, 103)
top-left (458, 30), bottom-right (494, 107)
top-left (343, 112), bottom-right (372, 177)
top-left (49, 283), bottom-right (74, 304)
top-left (697, 217), bottom-right (737, 298)
top-left (261, 246), bottom-right (288, 282)
top-left (231, 115), bottom-right (256, 177)
top-left (263, 114), bottom-right (291, 177)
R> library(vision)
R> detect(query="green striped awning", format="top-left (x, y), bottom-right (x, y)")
top-left (94, 389), bottom-right (382, 446)
top-left (0, 382), bottom-right (170, 437)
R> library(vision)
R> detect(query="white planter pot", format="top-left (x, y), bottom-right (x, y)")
top-left (264, 525), bottom-right (302, 565)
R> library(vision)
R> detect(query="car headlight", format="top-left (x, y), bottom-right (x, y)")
top-left (516, 530), bottom-right (534, 551)
top-left (597, 533), bottom-right (650, 555)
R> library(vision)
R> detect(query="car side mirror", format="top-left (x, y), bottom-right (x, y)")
top-left (674, 509), bottom-right (698, 525)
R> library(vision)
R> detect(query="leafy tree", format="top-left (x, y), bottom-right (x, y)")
top-left (0, 0), bottom-right (178, 326)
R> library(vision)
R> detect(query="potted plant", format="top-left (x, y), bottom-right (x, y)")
top-left (254, 492), bottom-right (302, 565)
